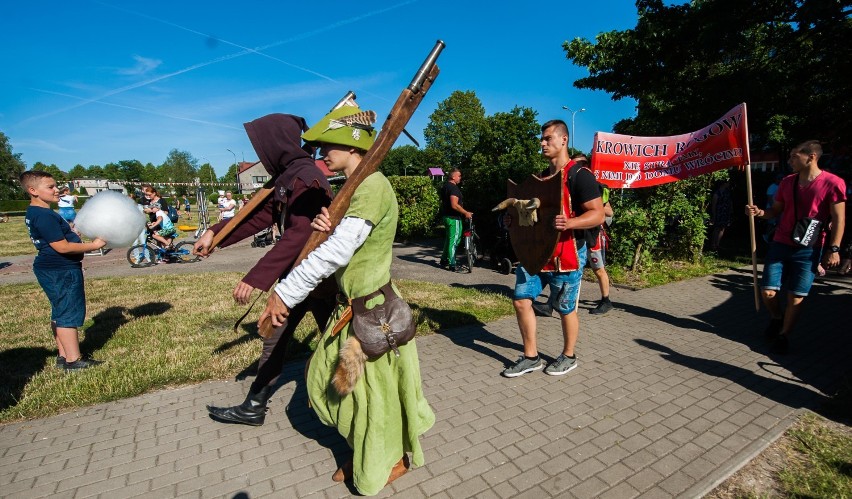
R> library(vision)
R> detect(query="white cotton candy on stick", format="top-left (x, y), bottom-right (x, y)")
top-left (74, 191), bottom-right (147, 248)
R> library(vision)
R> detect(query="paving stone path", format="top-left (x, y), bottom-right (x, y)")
top-left (1, 241), bottom-right (849, 498)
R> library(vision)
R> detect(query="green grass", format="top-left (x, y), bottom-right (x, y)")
top-left (779, 412), bottom-right (852, 498)
top-left (602, 253), bottom-right (753, 289)
top-left (0, 216), bottom-right (34, 257)
top-left (0, 273), bottom-right (512, 423)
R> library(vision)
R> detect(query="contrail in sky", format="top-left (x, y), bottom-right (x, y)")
top-left (98, 0), bottom-right (396, 98)
top-left (19, 0), bottom-right (415, 126)
top-left (30, 88), bottom-right (242, 130)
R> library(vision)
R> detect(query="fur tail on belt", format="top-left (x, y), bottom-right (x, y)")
top-left (333, 336), bottom-right (367, 396)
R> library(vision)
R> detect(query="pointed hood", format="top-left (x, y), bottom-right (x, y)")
top-left (243, 113), bottom-right (314, 177)
top-left (243, 113), bottom-right (332, 201)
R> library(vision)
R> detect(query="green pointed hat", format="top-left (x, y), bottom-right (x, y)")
top-left (301, 107), bottom-right (377, 151)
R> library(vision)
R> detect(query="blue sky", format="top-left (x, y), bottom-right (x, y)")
top-left (1, 0), bottom-right (642, 178)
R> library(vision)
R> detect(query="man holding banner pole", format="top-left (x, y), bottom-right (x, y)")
top-left (745, 140), bottom-right (846, 354)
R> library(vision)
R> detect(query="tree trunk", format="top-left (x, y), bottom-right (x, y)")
top-left (631, 243), bottom-right (643, 271)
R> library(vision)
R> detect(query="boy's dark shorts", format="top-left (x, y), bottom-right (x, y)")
top-left (34, 267), bottom-right (86, 328)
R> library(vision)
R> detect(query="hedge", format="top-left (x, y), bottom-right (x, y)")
top-left (387, 175), bottom-right (440, 240)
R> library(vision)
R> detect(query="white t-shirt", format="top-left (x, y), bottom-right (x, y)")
top-left (58, 194), bottom-right (76, 208)
top-left (221, 199), bottom-right (236, 219)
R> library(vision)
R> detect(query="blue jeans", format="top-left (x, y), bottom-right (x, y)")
top-left (58, 207), bottom-right (76, 223)
top-left (762, 242), bottom-right (821, 297)
top-left (514, 249), bottom-right (587, 315)
top-left (34, 267), bottom-right (86, 327)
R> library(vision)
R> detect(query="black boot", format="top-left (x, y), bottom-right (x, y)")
top-left (207, 386), bottom-right (272, 426)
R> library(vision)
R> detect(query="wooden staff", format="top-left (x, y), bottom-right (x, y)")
top-left (258, 40), bottom-right (445, 337)
top-left (741, 103), bottom-right (760, 311)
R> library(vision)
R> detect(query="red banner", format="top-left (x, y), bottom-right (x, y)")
top-left (590, 103), bottom-right (750, 188)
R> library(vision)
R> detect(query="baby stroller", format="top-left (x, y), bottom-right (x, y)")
top-left (490, 213), bottom-right (518, 274)
top-left (251, 227), bottom-right (275, 248)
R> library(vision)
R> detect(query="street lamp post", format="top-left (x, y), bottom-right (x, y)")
top-left (561, 106), bottom-right (586, 150)
top-left (226, 149), bottom-right (238, 193)
top-left (200, 157), bottom-right (215, 185)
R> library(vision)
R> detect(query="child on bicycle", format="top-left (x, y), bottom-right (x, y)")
top-left (145, 201), bottom-right (177, 249)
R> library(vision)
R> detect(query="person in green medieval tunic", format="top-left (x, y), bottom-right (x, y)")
top-left (259, 107), bottom-right (434, 496)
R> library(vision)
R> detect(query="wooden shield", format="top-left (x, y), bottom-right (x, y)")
top-left (506, 171), bottom-right (563, 274)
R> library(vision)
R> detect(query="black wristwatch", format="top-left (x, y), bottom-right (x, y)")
top-left (829, 245), bottom-right (840, 253)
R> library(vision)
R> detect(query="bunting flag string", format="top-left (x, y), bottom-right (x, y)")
top-left (74, 180), bottom-right (264, 188)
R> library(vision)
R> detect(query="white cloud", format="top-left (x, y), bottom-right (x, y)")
top-left (117, 55), bottom-right (162, 76)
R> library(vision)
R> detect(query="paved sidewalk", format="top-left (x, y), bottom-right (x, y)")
top-left (1, 249), bottom-right (850, 497)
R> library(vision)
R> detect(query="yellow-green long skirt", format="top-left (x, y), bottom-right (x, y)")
top-left (307, 306), bottom-right (435, 496)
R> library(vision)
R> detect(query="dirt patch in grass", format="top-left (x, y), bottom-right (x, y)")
top-left (706, 413), bottom-right (852, 498)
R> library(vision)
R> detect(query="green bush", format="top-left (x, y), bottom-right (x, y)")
top-left (606, 171), bottom-right (726, 269)
top-left (0, 200), bottom-right (31, 212)
top-left (388, 176), bottom-right (440, 240)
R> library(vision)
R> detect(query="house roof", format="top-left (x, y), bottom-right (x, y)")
top-left (315, 159), bottom-right (334, 177)
top-left (238, 161), bottom-right (260, 174)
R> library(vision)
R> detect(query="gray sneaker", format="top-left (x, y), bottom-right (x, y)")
top-left (502, 356), bottom-right (545, 378)
top-left (544, 354), bottom-right (577, 376)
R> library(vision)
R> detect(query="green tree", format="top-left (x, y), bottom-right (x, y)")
top-left (32, 162), bottom-right (67, 183)
top-left (86, 165), bottom-right (104, 178)
top-left (424, 90), bottom-right (489, 170)
top-left (102, 162), bottom-right (121, 181)
top-left (159, 149), bottom-right (198, 192)
top-left (466, 106), bottom-right (547, 218)
top-left (564, 0), bottom-right (852, 148)
top-left (559, 0), bottom-right (852, 263)
top-left (142, 163), bottom-right (157, 182)
top-left (380, 145), bottom-right (427, 176)
top-left (0, 131), bottom-right (27, 199)
top-left (221, 163), bottom-right (238, 185)
top-left (68, 164), bottom-right (87, 179)
top-left (115, 160), bottom-right (144, 181)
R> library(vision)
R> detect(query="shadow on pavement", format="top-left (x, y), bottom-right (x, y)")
top-left (416, 305), bottom-right (523, 364)
top-left (634, 270), bottom-right (851, 424)
top-left (636, 338), bottom-right (827, 413)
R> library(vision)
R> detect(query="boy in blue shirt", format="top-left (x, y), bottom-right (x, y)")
top-left (21, 171), bottom-right (106, 371)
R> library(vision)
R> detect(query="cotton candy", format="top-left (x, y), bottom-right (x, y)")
top-left (74, 190), bottom-right (147, 248)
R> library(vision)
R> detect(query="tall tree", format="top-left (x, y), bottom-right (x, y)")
top-left (159, 149), bottom-right (198, 186)
top-left (221, 163), bottom-right (238, 185)
top-left (68, 164), bottom-right (87, 179)
top-left (0, 131), bottom-right (27, 199)
top-left (116, 160), bottom-right (144, 181)
top-left (467, 106), bottom-right (547, 218)
top-left (557, 0), bottom-right (846, 262)
top-left (32, 162), bottom-right (67, 183)
top-left (424, 90), bottom-right (489, 170)
top-left (102, 162), bottom-right (121, 181)
top-left (564, 0), bottom-right (852, 150)
top-left (379, 145), bottom-right (426, 176)
top-left (86, 165), bottom-right (104, 178)
top-left (142, 162), bottom-right (157, 182)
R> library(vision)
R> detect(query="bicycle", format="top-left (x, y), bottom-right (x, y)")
top-left (459, 218), bottom-right (482, 273)
top-left (126, 233), bottom-right (199, 267)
